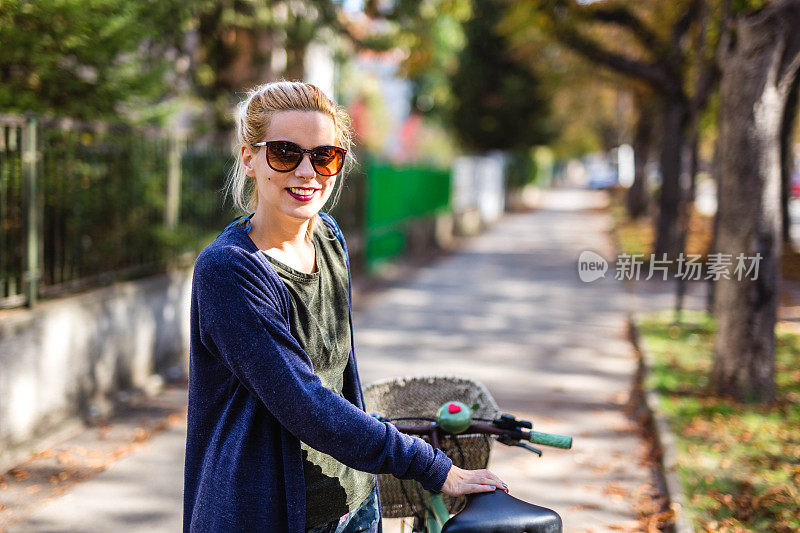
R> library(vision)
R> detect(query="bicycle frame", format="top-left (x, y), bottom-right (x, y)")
top-left (422, 491), bottom-right (450, 533)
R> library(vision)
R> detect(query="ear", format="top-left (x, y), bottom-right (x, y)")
top-left (241, 145), bottom-right (256, 177)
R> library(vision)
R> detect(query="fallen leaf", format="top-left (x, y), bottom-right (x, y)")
top-left (133, 428), bottom-right (150, 443)
top-left (569, 503), bottom-right (602, 511)
top-left (608, 520), bottom-right (640, 532)
top-left (10, 469), bottom-right (28, 481)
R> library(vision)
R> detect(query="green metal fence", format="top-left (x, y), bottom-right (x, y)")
top-left (364, 160), bottom-right (450, 268)
top-left (179, 144), bottom-right (237, 248)
top-left (0, 114), bottom-right (234, 309)
top-left (0, 117), bottom-right (26, 306)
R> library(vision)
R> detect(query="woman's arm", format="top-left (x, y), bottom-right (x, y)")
top-left (194, 244), bottom-right (452, 492)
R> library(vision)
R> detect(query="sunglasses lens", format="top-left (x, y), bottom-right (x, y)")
top-left (266, 142), bottom-right (302, 171)
top-left (264, 141), bottom-right (345, 175)
top-left (311, 147), bottom-right (345, 176)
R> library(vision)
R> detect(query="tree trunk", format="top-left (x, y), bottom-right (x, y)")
top-left (780, 76), bottom-right (800, 248)
top-left (687, 134), bottom-right (699, 205)
top-left (655, 99), bottom-right (689, 261)
top-left (627, 99), bottom-right (655, 219)
top-left (284, 43), bottom-right (307, 81)
top-left (712, 2), bottom-right (800, 402)
top-left (707, 134), bottom-right (722, 314)
top-left (675, 127), bottom-right (699, 321)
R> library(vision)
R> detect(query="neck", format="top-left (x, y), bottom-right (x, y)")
top-left (249, 209), bottom-right (311, 251)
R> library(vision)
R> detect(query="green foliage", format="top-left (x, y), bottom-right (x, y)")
top-left (360, 0), bottom-right (471, 119)
top-left (409, 13), bottom-right (468, 118)
top-left (0, 0), bottom-right (351, 127)
top-left (501, 0), bottom-right (727, 162)
top-left (0, 0), bottom-right (192, 120)
top-left (731, 0), bottom-right (768, 14)
top-left (505, 148), bottom-right (538, 189)
top-left (190, 0), bottom-right (346, 130)
top-left (447, 0), bottom-right (553, 152)
top-left (639, 311), bottom-right (800, 532)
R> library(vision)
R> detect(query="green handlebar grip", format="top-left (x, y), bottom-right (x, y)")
top-left (530, 431), bottom-right (573, 449)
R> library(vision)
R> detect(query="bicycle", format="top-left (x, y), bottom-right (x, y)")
top-left (363, 376), bottom-right (573, 533)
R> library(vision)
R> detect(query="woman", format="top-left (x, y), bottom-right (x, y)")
top-left (183, 81), bottom-right (507, 533)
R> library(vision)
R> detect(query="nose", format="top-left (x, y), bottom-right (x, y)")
top-left (295, 154), bottom-right (316, 179)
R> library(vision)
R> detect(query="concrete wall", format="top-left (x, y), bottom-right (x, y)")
top-left (0, 269), bottom-right (193, 471)
top-left (451, 154), bottom-right (507, 236)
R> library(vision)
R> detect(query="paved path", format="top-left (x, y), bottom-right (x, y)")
top-left (356, 188), bottom-right (656, 532)
top-left (10, 187), bottom-right (671, 533)
top-left (10, 424), bottom-right (186, 533)
top-left (5, 393), bottom-right (188, 533)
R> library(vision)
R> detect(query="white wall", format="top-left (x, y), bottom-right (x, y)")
top-left (451, 154), bottom-right (507, 233)
top-left (0, 270), bottom-right (193, 471)
top-left (305, 39), bottom-right (336, 100)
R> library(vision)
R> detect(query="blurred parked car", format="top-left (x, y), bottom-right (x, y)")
top-left (585, 153), bottom-right (618, 189)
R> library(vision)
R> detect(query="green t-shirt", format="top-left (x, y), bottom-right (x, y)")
top-left (239, 218), bottom-right (374, 528)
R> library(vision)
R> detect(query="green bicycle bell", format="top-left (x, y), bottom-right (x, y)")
top-left (436, 401), bottom-right (474, 434)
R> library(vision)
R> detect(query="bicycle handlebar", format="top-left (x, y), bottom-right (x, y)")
top-left (386, 421), bottom-right (573, 452)
top-left (390, 421), bottom-right (503, 438)
top-left (529, 430), bottom-right (572, 449)
top-left (375, 401), bottom-right (573, 454)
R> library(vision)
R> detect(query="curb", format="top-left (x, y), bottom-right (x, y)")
top-left (628, 312), bottom-right (695, 533)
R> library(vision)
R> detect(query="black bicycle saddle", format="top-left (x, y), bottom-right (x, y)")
top-left (441, 489), bottom-right (562, 533)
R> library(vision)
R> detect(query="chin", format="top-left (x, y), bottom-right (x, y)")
top-left (284, 204), bottom-right (324, 221)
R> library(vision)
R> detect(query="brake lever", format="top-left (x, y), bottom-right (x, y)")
top-left (515, 441), bottom-right (543, 457)
top-left (497, 434), bottom-right (543, 457)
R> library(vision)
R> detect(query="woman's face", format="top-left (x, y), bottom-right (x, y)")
top-left (243, 110), bottom-right (339, 225)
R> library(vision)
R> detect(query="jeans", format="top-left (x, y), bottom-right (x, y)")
top-left (306, 484), bottom-right (381, 533)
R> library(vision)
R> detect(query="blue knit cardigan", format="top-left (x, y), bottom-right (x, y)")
top-left (183, 212), bottom-right (453, 532)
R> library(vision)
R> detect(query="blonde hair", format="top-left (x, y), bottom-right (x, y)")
top-left (226, 81), bottom-right (355, 238)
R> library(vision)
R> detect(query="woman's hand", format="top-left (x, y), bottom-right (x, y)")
top-left (440, 465), bottom-right (509, 497)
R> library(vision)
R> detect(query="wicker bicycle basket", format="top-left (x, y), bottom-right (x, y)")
top-left (362, 375), bottom-right (500, 520)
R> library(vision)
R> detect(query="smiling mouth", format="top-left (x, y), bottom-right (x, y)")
top-left (286, 187), bottom-right (319, 201)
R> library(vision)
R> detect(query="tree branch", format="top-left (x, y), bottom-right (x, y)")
top-left (778, 50), bottom-right (800, 99)
top-left (690, 0), bottom-right (719, 114)
top-left (578, 4), bottom-right (663, 56)
top-left (672, 0), bottom-right (702, 51)
top-left (691, 60), bottom-right (719, 114)
top-left (717, 1), bottom-right (736, 69)
top-left (553, 25), bottom-right (683, 98)
top-left (776, 2), bottom-right (800, 98)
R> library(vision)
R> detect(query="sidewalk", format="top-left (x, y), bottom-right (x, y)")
top-left (2, 389), bottom-right (187, 533)
top-left (356, 188), bottom-right (658, 532)
top-left (6, 187), bottom-right (668, 532)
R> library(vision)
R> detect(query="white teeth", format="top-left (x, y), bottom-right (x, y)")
top-left (289, 187), bottom-right (316, 195)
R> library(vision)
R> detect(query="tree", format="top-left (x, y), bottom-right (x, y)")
top-left (190, 0), bottom-right (347, 131)
top-left (502, 0), bottom-right (720, 260)
top-left (357, 0), bottom-right (473, 119)
top-left (540, 51), bottom-right (636, 160)
top-left (0, 0), bottom-right (191, 120)
top-left (711, 0), bottom-right (800, 402)
top-left (495, 15), bottom-right (649, 202)
top-left (779, 75), bottom-right (799, 247)
top-left (447, 0), bottom-right (553, 152)
top-left (628, 91), bottom-right (659, 219)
